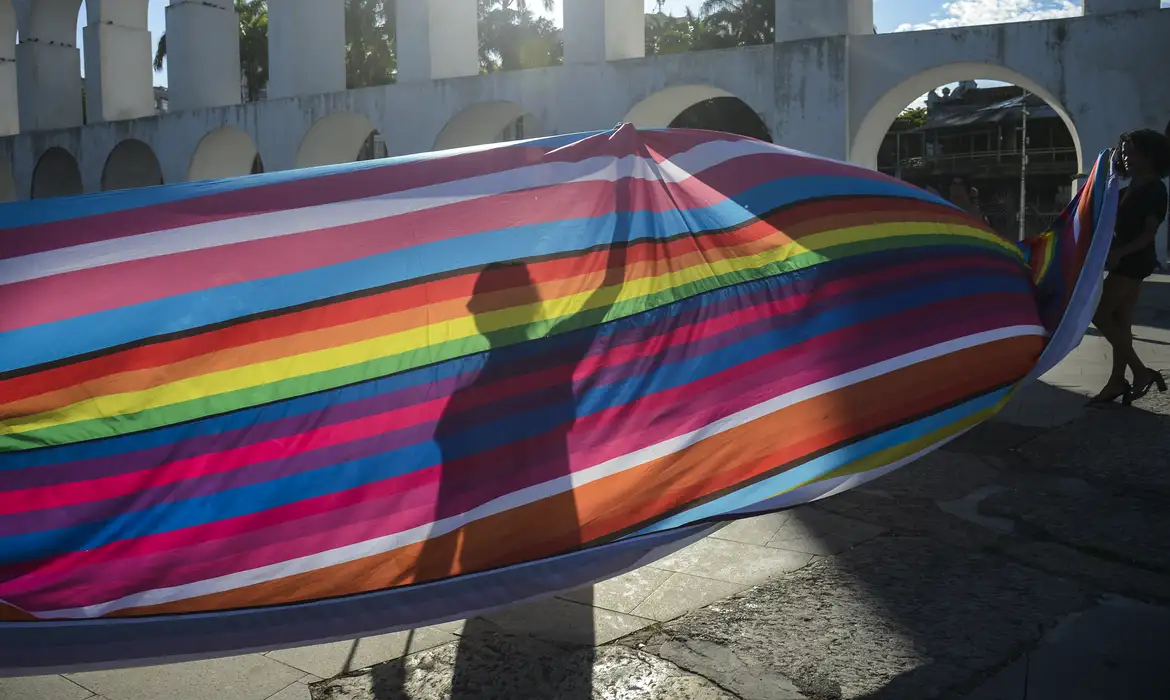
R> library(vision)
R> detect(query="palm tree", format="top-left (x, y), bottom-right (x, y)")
top-left (345, 0), bottom-right (396, 87)
top-left (237, 0), bottom-right (269, 101)
top-left (494, 0), bottom-right (554, 15)
top-left (699, 0), bottom-right (773, 47)
top-left (646, 9), bottom-right (705, 55)
top-left (477, 0), bottom-right (559, 72)
top-left (153, 34), bottom-right (166, 72)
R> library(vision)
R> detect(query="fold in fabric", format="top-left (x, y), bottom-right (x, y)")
top-left (0, 126), bottom-right (1118, 673)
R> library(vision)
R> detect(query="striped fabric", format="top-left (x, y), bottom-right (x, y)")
top-left (1021, 151), bottom-right (1112, 334)
top-left (0, 126), bottom-right (1115, 630)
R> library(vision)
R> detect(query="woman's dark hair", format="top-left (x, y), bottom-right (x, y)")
top-left (1121, 129), bottom-right (1170, 178)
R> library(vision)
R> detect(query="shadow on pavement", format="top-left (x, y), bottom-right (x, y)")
top-left (314, 286), bottom-right (1170, 700)
top-left (620, 378), bottom-right (1170, 700)
top-left (809, 381), bottom-right (1170, 700)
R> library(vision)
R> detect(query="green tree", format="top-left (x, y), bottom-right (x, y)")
top-left (477, 0), bottom-right (560, 72)
top-left (237, 0), bottom-right (269, 101)
top-left (893, 106), bottom-right (927, 129)
top-left (345, 0), bottom-right (396, 87)
top-left (154, 0), bottom-right (396, 97)
top-left (645, 9), bottom-right (698, 56)
top-left (698, 0), bottom-right (773, 47)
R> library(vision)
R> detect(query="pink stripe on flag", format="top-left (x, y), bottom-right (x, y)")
top-left (0, 254), bottom-right (1000, 513)
top-left (0, 291), bottom-right (1037, 610)
top-left (0, 152), bottom-right (879, 332)
top-left (0, 128), bottom-right (749, 261)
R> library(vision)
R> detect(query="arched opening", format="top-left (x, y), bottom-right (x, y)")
top-left (851, 62), bottom-right (1084, 171)
top-left (0, 155), bottom-right (15, 202)
top-left (433, 100), bottom-right (543, 151)
top-left (188, 126), bottom-right (263, 182)
top-left (294, 112), bottom-right (384, 169)
top-left (855, 66), bottom-right (1083, 241)
top-left (101, 138), bottom-right (164, 191)
top-left (623, 85), bottom-right (772, 141)
top-left (31, 147), bottom-right (83, 199)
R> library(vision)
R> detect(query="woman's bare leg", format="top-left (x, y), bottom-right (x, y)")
top-left (1093, 274), bottom-right (1148, 394)
top-left (1116, 279), bottom-right (1149, 378)
top-left (1092, 274), bottom-right (1135, 397)
top-left (1115, 279), bottom-right (1166, 399)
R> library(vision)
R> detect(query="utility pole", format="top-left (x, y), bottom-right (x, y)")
top-left (895, 131), bottom-right (902, 180)
top-left (1018, 89), bottom-right (1029, 242)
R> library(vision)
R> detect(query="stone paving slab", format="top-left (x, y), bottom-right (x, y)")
top-left (964, 596), bottom-right (1170, 700)
top-left (625, 637), bottom-right (809, 700)
top-left (630, 573), bottom-right (748, 623)
top-left (64, 654), bottom-right (305, 700)
top-left (558, 565), bottom-right (674, 614)
top-left (0, 674), bottom-right (94, 700)
top-left (982, 473), bottom-right (1170, 573)
top-left (267, 681), bottom-right (313, 700)
top-left (1000, 540), bottom-right (1170, 603)
top-left (762, 509), bottom-right (889, 556)
top-left (1013, 392), bottom-right (1170, 494)
top-left (265, 626), bottom-right (455, 681)
top-left (650, 535), bottom-right (816, 585)
top-left (478, 596), bottom-right (654, 647)
top-left (623, 537), bottom-right (1091, 700)
top-left (311, 635), bottom-right (740, 700)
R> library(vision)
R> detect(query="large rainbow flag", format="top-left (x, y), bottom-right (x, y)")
top-left (0, 125), bottom-right (1118, 674)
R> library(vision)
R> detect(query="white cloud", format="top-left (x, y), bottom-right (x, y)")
top-left (895, 0), bottom-right (1082, 32)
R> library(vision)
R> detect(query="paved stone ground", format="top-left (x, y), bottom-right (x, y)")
top-left (4, 276), bottom-right (1169, 700)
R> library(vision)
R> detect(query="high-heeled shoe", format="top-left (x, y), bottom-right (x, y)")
top-left (1090, 380), bottom-right (1132, 405)
top-left (1125, 370), bottom-right (1168, 405)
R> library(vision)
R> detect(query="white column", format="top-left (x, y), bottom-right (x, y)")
top-left (395, 0), bottom-right (479, 82)
top-left (0, 1), bottom-right (16, 135)
top-left (83, 0), bottom-right (155, 123)
top-left (16, 43), bottom-right (82, 132)
top-left (563, 0), bottom-right (644, 65)
top-left (166, 0), bottom-right (242, 112)
top-left (13, 0), bottom-right (82, 131)
top-left (0, 59), bottom-right (15, 135)
top-left (775, 0), bottom-right (873, 43)
top-left (1083, 0), bottom-right (1160, 14)
top-left (267, 0), bottom-right (345, 98)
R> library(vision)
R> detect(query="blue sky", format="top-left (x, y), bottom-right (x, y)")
top-left (76, 0), bottom-right (1165, 88)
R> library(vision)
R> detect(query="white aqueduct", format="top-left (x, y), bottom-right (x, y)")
top-left (0, 0), bottom-right (1167, 201)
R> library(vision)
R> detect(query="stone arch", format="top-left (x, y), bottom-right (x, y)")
top-left (433, 100), bottom-right (544, 151)
top-left (623, 84), bottom-right (772, 141)
top-left (850, 62), bottom-right (1084, 173)
top-left (294, 112), bottom-right (383, 169)
top-left (188, 126), bottom-right (264, 182)
top-left (102, 138), bottom-right (164, 191)
top-left (31, 146), bottom-right (82, 198)
top-left (0, 154), bottom-right (14, 202)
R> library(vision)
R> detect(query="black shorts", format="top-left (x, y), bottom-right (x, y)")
top-left (1112, 251), bottom-right (1158, 280)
